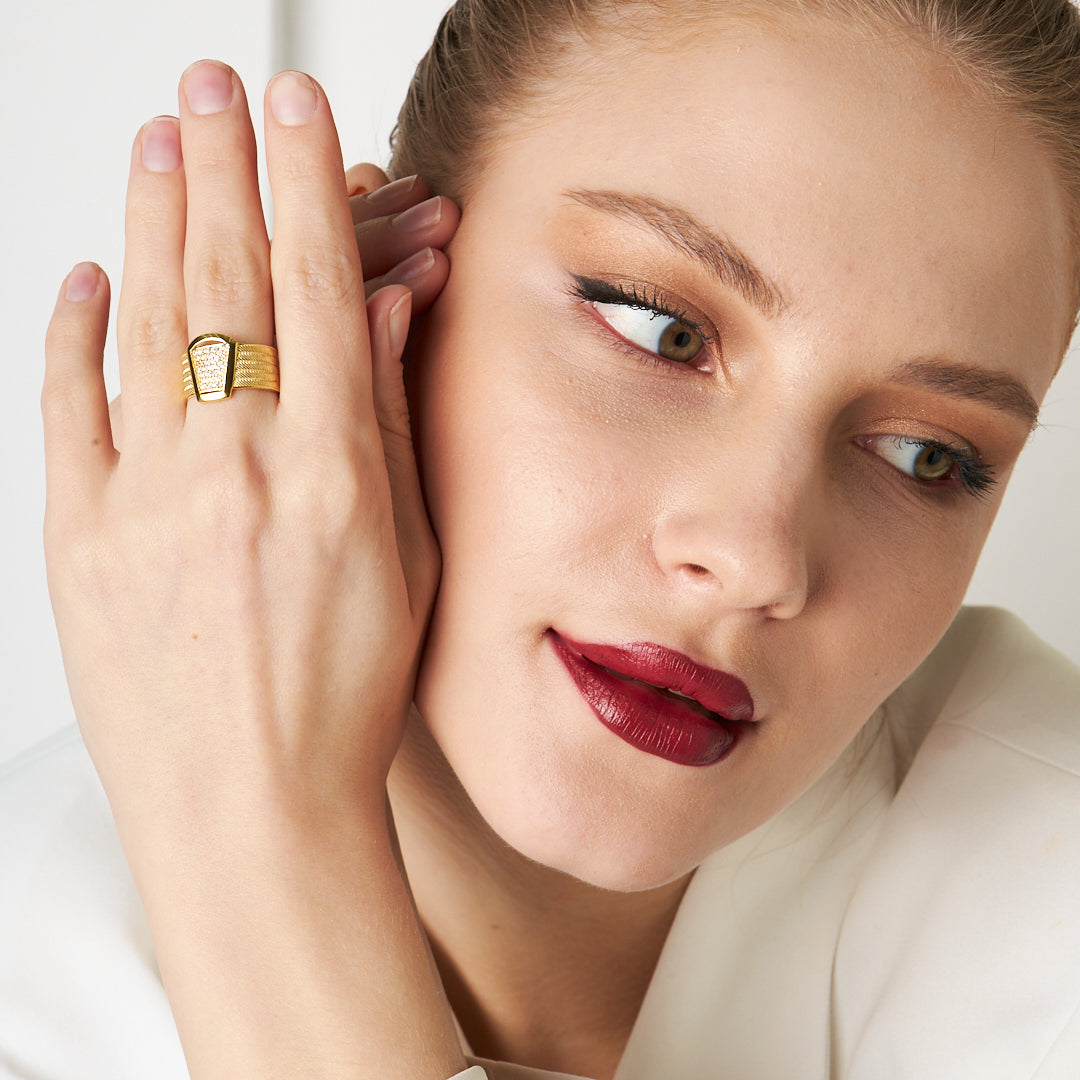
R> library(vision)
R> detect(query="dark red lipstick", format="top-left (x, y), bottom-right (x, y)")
top-left (548, 632), bottom-right (755, 767)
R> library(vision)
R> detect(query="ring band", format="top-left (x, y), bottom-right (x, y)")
top-left (182, 333), bottom-right (280, 401)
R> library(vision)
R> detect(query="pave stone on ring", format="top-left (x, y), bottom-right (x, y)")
top-left (182, 333), bottom-right (280, 401)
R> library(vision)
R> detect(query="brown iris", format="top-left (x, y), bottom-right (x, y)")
top-left (913, 445), bottom-right (953, 482)
top-left (657, 319), bottom-right (704, 363)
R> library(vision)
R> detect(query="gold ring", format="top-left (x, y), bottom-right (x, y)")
top-left (182, 333), bottom-right (279, 401)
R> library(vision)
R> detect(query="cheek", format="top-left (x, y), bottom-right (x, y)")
top-left (406, 270), bottom-right (1002, 884)
top-left (412, 293), bottom-right (643, 579)
top-left (802, 493), bottom-right (991, 729)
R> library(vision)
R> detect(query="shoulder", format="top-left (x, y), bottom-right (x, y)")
top-left (0, 728), bottom-right (186, 1080)
top-left (885, 604), bottom-right (1080, 775)
top-left (834, 606), bottom-right (1080, 1079)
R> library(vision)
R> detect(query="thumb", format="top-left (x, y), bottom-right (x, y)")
top-left (366, 285), bottom-right (440, 615)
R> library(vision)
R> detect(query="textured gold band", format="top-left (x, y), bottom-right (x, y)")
top-left (182, 333), bottom-right (280, 401)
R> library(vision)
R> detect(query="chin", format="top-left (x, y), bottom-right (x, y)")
top-left (459, 752), bottom-right (716, 893)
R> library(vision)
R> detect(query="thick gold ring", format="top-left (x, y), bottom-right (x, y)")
top-left (182, 333), bottom-right (279, 401)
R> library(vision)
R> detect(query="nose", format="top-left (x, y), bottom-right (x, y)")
top-left (650, 447), bottom-right (813, 620)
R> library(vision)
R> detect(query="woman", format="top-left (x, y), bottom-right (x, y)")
top-left (3, 0), bottom-right (1079, 1077)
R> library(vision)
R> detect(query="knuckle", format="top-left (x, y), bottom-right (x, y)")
top-left (41, 377), bottom-right (96, 429)
top-left (192, 241), bottom-right (268, 310)
top-left (279, 449), bottom-right (371, 534)
top-left (188, 445), bottom-right (271, 548)
top-left (128, 191), bottom-right (178, 233)
top-left (278, 145), bottom-right (321, 187)
top-left (124, 303), bottom-right (187, 360)
top-left (44, 311), bottom-right (84, 358)
top-left (44, 517), bottom-right (113, 610)
top-left (284, 242), bottom-right (361, 309)
top-left (190, 143), bottom-right (235, 176)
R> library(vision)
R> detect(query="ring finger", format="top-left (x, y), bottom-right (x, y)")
top-left (179, 60), bottom-right (274, 424)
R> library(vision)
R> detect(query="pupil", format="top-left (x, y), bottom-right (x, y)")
top-left (674, 330), bottom-right (691, 348)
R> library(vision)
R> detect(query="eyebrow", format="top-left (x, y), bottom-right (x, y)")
top-left (563, 188), bottom-right (787, 318)
top-left (888, 358), bottom-right (1040, 432)
top-left (564, 188), bottom-right (1040, 430)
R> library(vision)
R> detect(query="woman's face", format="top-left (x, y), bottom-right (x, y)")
top-left (404, 15), bottom-right (1071, 890)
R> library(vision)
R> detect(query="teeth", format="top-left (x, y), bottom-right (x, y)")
top-left (660, 686), bottom-right (700, 705)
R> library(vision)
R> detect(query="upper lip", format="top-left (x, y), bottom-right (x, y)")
top-left (552, 633), bottom-right (755, 723)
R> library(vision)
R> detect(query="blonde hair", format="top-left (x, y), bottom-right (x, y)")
top-left (389, 0), bottom-right (1080, 322)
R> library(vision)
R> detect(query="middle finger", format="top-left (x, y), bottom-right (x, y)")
top-left (179, 61), bottom-right (275, 421)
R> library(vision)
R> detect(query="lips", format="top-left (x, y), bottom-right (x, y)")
top-left (548, 632), bottom-right (755, 767)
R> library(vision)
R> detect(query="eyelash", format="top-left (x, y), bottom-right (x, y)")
top-left (862, 435), bottom-right (997, 501)
top-left (568, 275), bottom-right (717, 368)
top-left (568, 274), bottom-right (996, 502)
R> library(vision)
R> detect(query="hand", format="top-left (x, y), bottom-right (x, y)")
top-left (43, 62), bottom-right (463, 1080)
top-left (108, 162), bottom-right (459, 451)
top-left (346, 162), bottom-right (458, 313)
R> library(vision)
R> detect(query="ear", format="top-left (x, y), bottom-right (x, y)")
top-left (345, 162), bottom-right (391, 197)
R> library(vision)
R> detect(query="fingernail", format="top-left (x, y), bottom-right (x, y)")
top-left (392, 197), bottom-right (443, 232)
top-left (184, 60), bottom-right (235, 116)
top-left (270, 71), bottom-right (317, 126)
top-left (363, 174), bottom-right (419, 208)
top-left (389, 292), bottom-right (412, 358)
top-left (140, 116), bottom-right (182, 172)
top-left (65, 262), bottom-right (99, 302)
top-left (389, 247), bottom-right (436, 283)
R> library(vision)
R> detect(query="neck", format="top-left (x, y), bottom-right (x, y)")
top-left (388, 715), bottom-right (689, 1080)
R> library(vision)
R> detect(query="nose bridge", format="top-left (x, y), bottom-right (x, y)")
top-left (651, 414), bottom-right (814, 617)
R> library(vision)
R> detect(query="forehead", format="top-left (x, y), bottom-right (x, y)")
top-left (490, 13), bottom-right (1072, 393)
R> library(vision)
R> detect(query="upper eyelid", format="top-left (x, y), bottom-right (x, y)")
top-left (570, 275), bottom-right (717, 341)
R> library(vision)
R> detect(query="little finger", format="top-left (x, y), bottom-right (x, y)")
top-left (43, 263), bottom-right (115, 510)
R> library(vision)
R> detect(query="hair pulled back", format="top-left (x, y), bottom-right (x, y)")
top-left (389, 0), bottom-right (1080, 321)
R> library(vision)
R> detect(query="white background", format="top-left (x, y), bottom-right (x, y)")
top-left (2, 0), bottom-right (1077, 765)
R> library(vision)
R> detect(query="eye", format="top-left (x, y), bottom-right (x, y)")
top-left (860, 434), bottom-right (996, 499)
top-left (592, 302), bottom-right (706, 364)
top-left (879, 437), bottom-right (953, 482)
top-left (568, 275), bottom-right (715, 368)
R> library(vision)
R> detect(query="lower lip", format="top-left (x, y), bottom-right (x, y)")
top-left (548, 633), bottom-right (743, 767)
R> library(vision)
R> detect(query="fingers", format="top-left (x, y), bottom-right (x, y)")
top-left (115, 116), bottom-right (188, 442)
top-left (264, 72), bottom-right (370, 424)
top-left (43, 263), bottom-right (115, 509)
top-left (366, 285), bottom-right (440, 613)
top-left (349, 173), bottom-right (459, 313)
top-left (179, 61), bottom-right (275, 428)
top-left (345, 162), bottom-right (391, 199)
top-left (350, 173), bottom-right (426, 226)
top-left (363, 246), bottom-right (451, 314)
top-left (354, 194), bottom-right (458, 280)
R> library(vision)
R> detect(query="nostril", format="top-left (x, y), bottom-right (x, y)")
top-left (684, 563), bottom-right (712, 578)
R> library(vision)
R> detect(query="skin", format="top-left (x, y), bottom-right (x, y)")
top-left (41, 12), bottom-right (1072, 1080)
top-left (389, 14), bottom-right (1073, 1074)
top-left (44, 65), bottom-right (465, 1080)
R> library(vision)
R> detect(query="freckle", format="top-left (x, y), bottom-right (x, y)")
top-left (192, 633), bottom-right (198, 640)
top-left (91, 438), bottom-right (100, 447)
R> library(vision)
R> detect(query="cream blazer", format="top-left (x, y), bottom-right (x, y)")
top-left (1, 607), bottom-right (1077, 1079)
